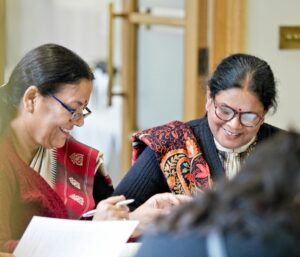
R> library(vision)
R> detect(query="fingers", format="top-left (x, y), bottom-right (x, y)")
top-left (147, 193), bottom-right (192, 209)
top-left (92, 195), bottom-right (130, 221)
top-left (169, 194), bottom-right (193, 205)
top-left (129, 207), bottom-right (165, 237)
top-left (101, 195), bottom-right (126, 205)
top-left (93, 204), bottom-right (129, 221)
top-left (129, 193), bottom-right (191, 237)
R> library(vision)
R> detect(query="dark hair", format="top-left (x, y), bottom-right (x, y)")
top-left (208, 53), bottom-right (277, 112)
top-left (0, 43), bottom-right (94, 135)
top-left (155, 131), bottom-right (300, 238)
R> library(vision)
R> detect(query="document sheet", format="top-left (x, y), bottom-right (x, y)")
top-left (14, 216), bottom-right (139, 257)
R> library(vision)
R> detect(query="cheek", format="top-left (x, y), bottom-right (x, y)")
top-left (35, 112), bottom-right (68, 140)
top-left (43, 107), bottom-right (71, 126)
top-left (244, 126), bottom-right (261, 138)
top-left (41, 121), bottom-right (68, 148)
top-left (205, 98), bottom-right (213, 111)
top-left (207, 111), bottom-right (224, 134)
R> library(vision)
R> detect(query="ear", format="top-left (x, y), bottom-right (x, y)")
top-left (22, 86), bottom-right (39, 113)
top-left (260, 109), bottom-right (268, 124)
top-left (205, 87), bottom-right (213, 111)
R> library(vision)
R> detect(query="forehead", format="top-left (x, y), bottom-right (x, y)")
top-left (57, 79), bottom-right (92, 97)
top-left (55, 79), bottom-right (93, 104)
top-left (215, 87), bottom-right (264, 112)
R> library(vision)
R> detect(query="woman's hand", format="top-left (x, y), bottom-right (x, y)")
top-left (142, 192), bottom-right (192, 211)
top-left (129, 193), bottom-right (192, 236)
top-left (92, 195), bottom-right (130, 221)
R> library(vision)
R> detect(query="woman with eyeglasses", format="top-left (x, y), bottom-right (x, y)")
top-left (113, 53), bottom-right (282, 210)
top-left (135, 131), bottom-right (300, 257)
top-left (0, 44), bottom-right (191, 253)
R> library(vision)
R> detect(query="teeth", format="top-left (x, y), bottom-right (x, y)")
top-left (61, 128), bottom-right (71, 133)
top-left (223, 128), bottom-right (239, 136)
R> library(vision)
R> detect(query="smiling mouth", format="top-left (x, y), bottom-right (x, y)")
top-left (60, 127), bottom-right (71, 135)
top-left (222, 127), bottom-right (241, 137)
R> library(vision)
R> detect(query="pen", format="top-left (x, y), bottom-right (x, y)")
top-left (82, 199), bottom-right (135, 218)
top-left (115, 199), bottom-right (135, 208)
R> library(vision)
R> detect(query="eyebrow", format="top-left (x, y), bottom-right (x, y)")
top-left (69, 100), bottom-right (88, 108)
top-left (219, 102), bottom-right (257, 113)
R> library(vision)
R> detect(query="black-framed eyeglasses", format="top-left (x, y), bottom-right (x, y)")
top-left (48, 93), bottom-right (92, 121)
top-left (214, 101), bottom-right (263, 127)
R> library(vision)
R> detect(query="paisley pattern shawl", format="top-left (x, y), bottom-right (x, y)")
top-left (132, 121), bottom-right (212, 195)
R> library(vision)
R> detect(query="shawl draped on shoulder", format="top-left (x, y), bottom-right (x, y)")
top-left (132, 121), bottom-right (212, 195)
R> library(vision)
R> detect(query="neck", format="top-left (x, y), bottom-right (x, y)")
top-left (10, 118), bottom-right (39, 165)
top-left (214, 136), bottom-right (256, 153)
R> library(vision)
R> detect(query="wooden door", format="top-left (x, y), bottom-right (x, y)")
top-left (210, 0), bottom-right (246, 70)
top-left (107, 0), bottom-right (208, 173)
top-left (0, 0), bottom-right (5, 84)
top-left (107, 0), bottom-right (245, 174)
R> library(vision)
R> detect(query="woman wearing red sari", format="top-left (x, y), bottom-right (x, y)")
top-left (0, 44), bottom-right (190, 253)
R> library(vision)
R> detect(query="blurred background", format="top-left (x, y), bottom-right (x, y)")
top-left (1, 0), bottom-right (300, 185)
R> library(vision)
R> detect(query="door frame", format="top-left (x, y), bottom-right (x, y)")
top-left (119, 0), bottom-right (208, 172)
top-left (118, 0), bottom-right (246, 173)
top-left (0, 0), bottom-right (5, 84)
top-left (210, 0), bottom-right (246, 70)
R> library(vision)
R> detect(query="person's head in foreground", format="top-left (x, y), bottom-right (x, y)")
top-left (135, 131), bottom-right (300, 257)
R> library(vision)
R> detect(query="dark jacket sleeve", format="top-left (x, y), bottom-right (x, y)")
top-left (136, 227), bottom-right (300, 257)
top-left (135, 232), bottom-right (208, 257)
top-left (113, 147), bottom-right (170, 210)
top-left (93, 171), bottom-right (114, 205)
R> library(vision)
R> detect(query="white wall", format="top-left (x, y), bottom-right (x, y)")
top-left (5, 0), bottom-right (300, 180)
top-left (246, 0), bottom-right (300, 131)
top-left (5, 0), bottom-right (124, 183)
top-left (5, 0), bottom-right (113, 75)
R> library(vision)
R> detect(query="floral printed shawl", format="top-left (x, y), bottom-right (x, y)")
top-left (132, 120), bottom-right (212, 195)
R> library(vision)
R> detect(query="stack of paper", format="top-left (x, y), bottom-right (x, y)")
top-left (14, 216), bottom-right (139, 257)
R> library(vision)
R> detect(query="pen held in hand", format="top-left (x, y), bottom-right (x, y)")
top-left (115, 199), bottom-right (135, 208)
top-left (82, 199), bottom-right (135, 218)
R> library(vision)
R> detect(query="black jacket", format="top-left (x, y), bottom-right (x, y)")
top-left (135, 227), bottom-right (300, 257)
top-left (113, 117), bottom-right (281, 209)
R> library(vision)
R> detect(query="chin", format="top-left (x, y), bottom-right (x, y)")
top-left (218, 137), bottom-right (244, 149)
top-left (52, 139), bottom-right (67, 149)
top-left (56, 141), bottom-right (67, 149)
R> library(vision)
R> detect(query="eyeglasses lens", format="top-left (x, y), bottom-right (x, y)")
top-left (216, 105), bottom-right (260, 127)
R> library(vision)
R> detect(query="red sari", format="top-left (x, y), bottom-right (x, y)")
top-left (0, 132), bottom-right (68, 252)
top-left (54, 137), bottom-right (99, 218)
top-left (0, 133), bottom-right (102, 252)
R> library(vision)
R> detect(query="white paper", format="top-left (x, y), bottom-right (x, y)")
top-left (14, 216), bottom-right (139, 257)
top-left (119, 243), bottom-right (142, 257)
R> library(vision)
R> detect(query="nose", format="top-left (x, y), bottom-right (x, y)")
top-left (72, 117), bottom-right (85, 127)
top-left (227, 114), bottom-right (242, 129)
